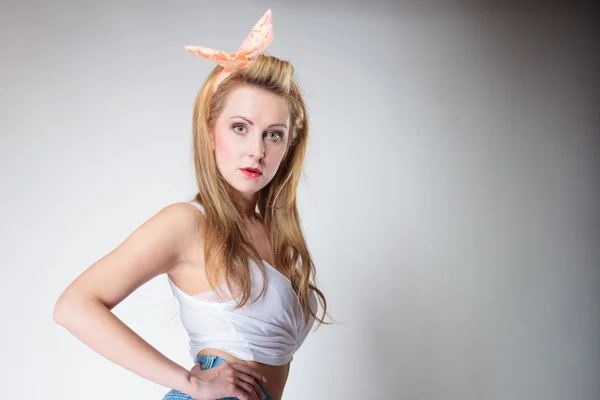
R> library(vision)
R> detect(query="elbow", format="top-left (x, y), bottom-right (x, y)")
top-left (53, 292), bottom-right (82, 326)
top-left (53, 296), bottom-right (70, 326)
top-left (53, 292), bottom-right (106, 326)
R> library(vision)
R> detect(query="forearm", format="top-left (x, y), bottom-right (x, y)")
top-left (54, 297), bottom-right (195, 396)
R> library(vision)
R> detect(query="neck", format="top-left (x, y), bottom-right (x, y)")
top-left (236, 192), bottom-right (260, 223)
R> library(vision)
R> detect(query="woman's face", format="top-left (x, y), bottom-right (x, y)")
top-left (211, 85), bottom-right (291, 196)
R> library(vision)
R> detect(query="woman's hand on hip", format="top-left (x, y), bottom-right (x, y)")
top-left (188, 361), bottom-right (268, 400)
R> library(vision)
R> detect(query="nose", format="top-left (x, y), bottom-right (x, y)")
top-left (248, 133), bottom-right (265, 160)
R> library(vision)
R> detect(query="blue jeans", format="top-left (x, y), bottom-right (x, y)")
top-left (162, 354), bottom-right (273, 400)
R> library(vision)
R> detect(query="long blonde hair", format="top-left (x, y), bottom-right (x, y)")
top-left (189, 55), bottom-right (330, 328)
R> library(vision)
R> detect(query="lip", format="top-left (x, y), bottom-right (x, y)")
top-left (240, 168), bottom-right (262, 178)
top-left (242, 166), bottom-right (262, 173)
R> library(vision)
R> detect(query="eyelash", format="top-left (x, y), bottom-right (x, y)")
top-left (232, 124), bottom-right (284, 141)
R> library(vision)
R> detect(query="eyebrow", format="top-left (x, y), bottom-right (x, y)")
top-left (229, 116), bottom-right (288, 130)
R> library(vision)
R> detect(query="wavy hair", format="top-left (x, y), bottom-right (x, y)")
top-left (188, 55), bottom-right (331, 328)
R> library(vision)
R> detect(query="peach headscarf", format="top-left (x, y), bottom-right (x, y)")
top-left (185, 9), bottom-right (274, 93)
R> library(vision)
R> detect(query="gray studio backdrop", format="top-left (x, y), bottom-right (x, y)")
top-left (1, 1), bottom-right (598, 399)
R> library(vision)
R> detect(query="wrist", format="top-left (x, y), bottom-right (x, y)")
top-left (174, 370), bottom-right (200, 398)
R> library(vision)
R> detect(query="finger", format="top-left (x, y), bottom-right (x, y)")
top-left (232, 388), bottom-right (252, 400)
top-left (225, 381), bottom-right (254, 400)
top-left (236, 380), bottom-right (261, 400)
top-left (230, 363), bottom-right (268, 384)
top-left (235, 371), bottom-right (265, 399)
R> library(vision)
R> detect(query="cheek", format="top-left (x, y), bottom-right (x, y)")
top-left (268, 143), bottom-right (289, 168)
top-left (214, 129), bottom-right (236, 158)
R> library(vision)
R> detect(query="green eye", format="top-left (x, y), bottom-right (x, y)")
top-left (233, 124), bottom-right (247, 134)
top-left (268, 131), bottom-right (283, 140)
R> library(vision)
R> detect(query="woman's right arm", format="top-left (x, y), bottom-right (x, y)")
top-left (54, 202), bottom-right (267, 400)
top-left (53, 202), bottom-right (200, 395)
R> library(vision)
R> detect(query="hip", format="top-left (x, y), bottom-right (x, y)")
top-left (162, 354), bottom-right (275, 400)
top-left (196, 348), bottom-right (289, 398)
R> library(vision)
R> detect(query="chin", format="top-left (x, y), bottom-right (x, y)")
top-left (229, 180), bottom-right (264, 195)
top-left (223, 171), bottom-right (272, 195)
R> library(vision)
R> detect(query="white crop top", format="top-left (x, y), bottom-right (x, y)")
top-left (167, 201), bottom-right (317, 365)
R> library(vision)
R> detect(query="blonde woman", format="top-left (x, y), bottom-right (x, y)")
top-left (53, 9), bottom-right (329, 400)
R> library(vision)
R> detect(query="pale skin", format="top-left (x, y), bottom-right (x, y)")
top-left (54, 85), bottom-right (292, 400)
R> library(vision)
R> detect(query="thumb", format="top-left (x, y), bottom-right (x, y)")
top-left (190, 362), bottom-right (203, 375)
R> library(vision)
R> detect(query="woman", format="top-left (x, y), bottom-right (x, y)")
top-left (53, 9), bottom-right (329, 400)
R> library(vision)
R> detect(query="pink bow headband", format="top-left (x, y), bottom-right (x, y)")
top-left (185, 9), bottom-right (274, 93)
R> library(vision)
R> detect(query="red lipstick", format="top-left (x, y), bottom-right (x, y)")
top-left (240, 167), bottom-right (262, 178)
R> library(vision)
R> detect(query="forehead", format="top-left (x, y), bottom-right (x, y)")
top-left (220, 86), bottom-right (289, 125)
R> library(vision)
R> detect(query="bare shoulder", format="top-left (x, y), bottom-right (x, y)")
top-left (172, 200), bottom-right (207, 243)
top-left (55, 201), bottom-right (206, 311)
top-left (165, 200), bottom-right (206, 233)
top-left (133, 201), bottom-right (205, 255)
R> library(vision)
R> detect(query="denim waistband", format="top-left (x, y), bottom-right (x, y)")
top-left (195, 354), bottom-right (220, 369)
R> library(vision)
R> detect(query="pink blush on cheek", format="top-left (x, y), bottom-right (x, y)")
top-left (213, 127), bottom-right (243, 180)
top-left (214, 128), bottom-right (234, 157)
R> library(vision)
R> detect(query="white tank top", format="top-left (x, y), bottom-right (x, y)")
top-left (167, 201), bottom-right (317, 365)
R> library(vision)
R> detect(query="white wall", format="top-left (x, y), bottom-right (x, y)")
top-left (1, 1), bottom-right (598, 399)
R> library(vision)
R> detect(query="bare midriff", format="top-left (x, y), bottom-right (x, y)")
top-left (197, 348), bottom-right (290, 400)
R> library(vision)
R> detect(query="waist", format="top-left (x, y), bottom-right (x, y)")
top-left (197, 348), bottom-right (289, 400)
top-left (188, 334), bottom-right (296, 365)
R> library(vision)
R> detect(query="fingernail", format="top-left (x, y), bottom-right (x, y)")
top-left (263, 376), bottom-right (268, 383)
